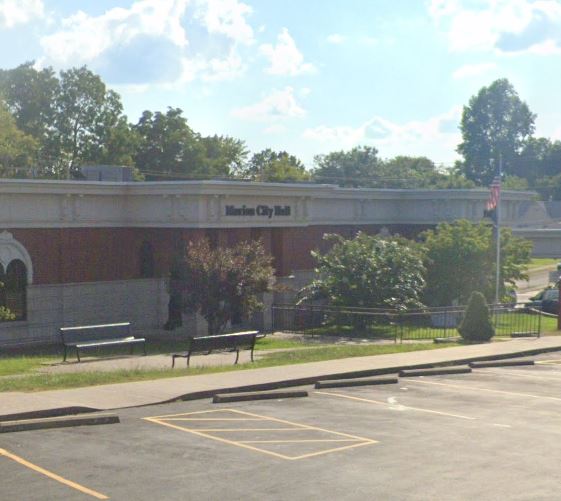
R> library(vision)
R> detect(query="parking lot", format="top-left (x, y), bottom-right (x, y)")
top-left (5, 352), bottom-right (561, 500)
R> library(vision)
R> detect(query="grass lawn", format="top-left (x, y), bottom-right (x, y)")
top-left (528, 258), bottom-right (560, 270)
top-left (0, 335), bottom-right (307, 378)
top-left (297, 312), bottom-right (556, 341)
top-left (0, 342), bottom-right (454, 392)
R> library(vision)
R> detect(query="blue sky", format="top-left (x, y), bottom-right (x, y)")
top-left (1, 0), bottom-right (561, 169)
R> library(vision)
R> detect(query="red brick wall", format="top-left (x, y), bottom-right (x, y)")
top-left (9, 223), bottom-right (431, 285)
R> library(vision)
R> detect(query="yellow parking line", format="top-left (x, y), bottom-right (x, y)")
top-left (290, 442), bottom-right (375, 460)
top-left (240, 439), bottom-right (361, 443)
top-left (163, 418), bottom-right (264, 421)
top-left (146, 408), bottom-right (238, 419)
top-left (408, 378), bottom-right (561, 402)
top-left (315, 391), bottom-right (476, 420)
top-left (224, 408), bottom-right (376, 442)
top-left (143, 417), bottom-right (296, 461)
top-left (143, 408), bottom-right (377, 461)
top-left (193, 428), bottom-right (305, 432)
top-left (0, 448), bottom-right (108, 500)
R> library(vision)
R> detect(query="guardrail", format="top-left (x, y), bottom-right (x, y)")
top-left (271, 303), bottom-right (545, 342)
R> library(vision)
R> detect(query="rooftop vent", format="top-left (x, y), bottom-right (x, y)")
top-left (81, 165), bottom-right (133, 182)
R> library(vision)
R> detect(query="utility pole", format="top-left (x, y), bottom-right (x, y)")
top-left (494, 153), bottom-right (502, 304)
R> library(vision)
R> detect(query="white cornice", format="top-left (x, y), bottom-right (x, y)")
top-left (0, 179), bottom-right (536, 230)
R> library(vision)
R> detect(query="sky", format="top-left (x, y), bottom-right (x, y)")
top-left (1, 0), bottom-right (561, 169)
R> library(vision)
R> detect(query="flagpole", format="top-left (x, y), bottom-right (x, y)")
top-left (494, 154), bottom-right (502, 304)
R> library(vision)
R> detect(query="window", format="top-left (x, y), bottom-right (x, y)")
top-left (139, 241), bottom-right (155, 278)
top-left (2, 260), bottom-right (27, 320)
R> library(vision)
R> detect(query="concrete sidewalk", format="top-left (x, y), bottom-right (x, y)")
top-left (3, 336), bottom-right (561, 418)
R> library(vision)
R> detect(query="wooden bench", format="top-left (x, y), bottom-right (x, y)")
top-left (171, 331), bottom-right (260, 368)
top-left (60, 322), bottom-right (146, 362)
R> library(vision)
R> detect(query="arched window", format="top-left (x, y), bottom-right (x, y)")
top-left (139, 241), bottom-right (155, 278)
top-left (5, 260), bottom-right (27, 320)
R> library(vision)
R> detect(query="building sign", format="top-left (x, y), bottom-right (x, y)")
top-left (225, 204), bottom-right (291, 219)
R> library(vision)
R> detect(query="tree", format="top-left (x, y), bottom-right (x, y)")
top-left (458, 291), bottom-right (495, 342)
top-left (298, 232), bottom-right (426, 311)
top-left (50, 66), bottom-right (125, 178)
top-left (0, 62), bottom-right (58, 140)
top-left (0, 103), bottom-right (38, 177)
top-left (177, 239), bottom-right (275, 335)
top-left (240, 149), bottom-right (309, 182)
top-left (200, 135), bottom-right (248, 178)
top-left (382, 156), bottom-right (475, 189)
top-left (134, 108), bottom-right (205, 179)
top-left (312, 146), bottom-right (381, 187)
top-left (422, 220), bottom-right (532, 307)
top-left (458, 78), bottom-right (536, 185)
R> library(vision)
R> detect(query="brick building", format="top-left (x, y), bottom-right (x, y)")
top-left (0, 177), bottom-right (534, 346)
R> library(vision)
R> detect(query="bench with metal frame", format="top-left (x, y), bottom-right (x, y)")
top-left (171, 331), bottom-right (260, 368)
top-left (60, 322), bottom-right (146, 362)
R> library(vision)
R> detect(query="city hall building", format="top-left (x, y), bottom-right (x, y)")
top-left (0, 173), bottom-right (537, 346)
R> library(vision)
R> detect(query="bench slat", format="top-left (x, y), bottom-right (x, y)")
top-left (60, 322), bottom-right (145, 362)
top-left (74, 338), bottom-right (145, 349)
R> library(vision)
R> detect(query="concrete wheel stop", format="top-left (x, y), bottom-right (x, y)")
top-left (315, 376), bottom-right (398, 389)
top-left (399, 366), bottom-right (472, 377)
top-left (469, 360), bottom-right (534, 368)
top-left (0, 413), bottom-right (120, 433)
top-left (213, 390), bottom-right (309, 403)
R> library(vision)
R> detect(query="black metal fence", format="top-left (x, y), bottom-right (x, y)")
top-left (271, 303), bottom-right (545, 342)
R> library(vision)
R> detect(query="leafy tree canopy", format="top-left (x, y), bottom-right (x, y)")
top-left (134, 108), bottom-right (248, 180)
top-left (299, 232), bottom-right (426, 311)
top-left (421, 220), bottom-right (532, 306)
top-left (457, 78), bottom-right (536, 185)
top-left (0, 103), bottom-right (38, 177)
top-left (312, 146), bottom-right (381, 187)
top-left (239, 148), bottom-right (309, 182)
top-left (176, 239), bottom-right (275, 335)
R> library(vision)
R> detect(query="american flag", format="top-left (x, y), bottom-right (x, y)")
top-left (485, 175), bottom-right (501, 212)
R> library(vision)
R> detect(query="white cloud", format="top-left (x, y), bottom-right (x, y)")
top-left (429, 0), bottom-right (561, 55)
top-left (0, 0), bottom-right (43, 28)
top-left (303, 107), bottom-right (462, 162)
top-left (232, 87), bottom-right (306, 122)
top-left (194, 0), bottom-right (254, 45)
top-left (260, 28), bottom-right (316, 76)
top-left (264, 124), bottom-right (288, 135)
top-left (38, 0), bottom-right (255, 85)
top-left (452, 62), bottom-right (497, 79)
top-left (327, 33), bottom-right (345, 44)
top-left (40, 0), bottom-right (189, 66)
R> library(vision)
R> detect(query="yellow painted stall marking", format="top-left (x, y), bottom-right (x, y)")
top-left (0, 448), bottom-right (108, 500)
top-left (143, 408), bottom-right (376, 461)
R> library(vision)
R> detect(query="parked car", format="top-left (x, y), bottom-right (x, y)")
top-left (530, 287), bottom-right (559, 314)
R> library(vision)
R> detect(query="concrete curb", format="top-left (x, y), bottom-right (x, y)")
top-left (399, 366), bottom-right (472, 377)
top-left (314, 377), bottom-right (398, 389)
top-left (469, 360), bottom-right (535, 368)
top-left (212, 390), bottom-right (308, 403)
top-left (0, 406), bottom-right (101, 423)
top-left (0, 413), bottom-right (119, 433)
top-left (154, 343), bottom-right (561, 406)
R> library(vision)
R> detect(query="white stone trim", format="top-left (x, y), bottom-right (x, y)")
top-left (0, 231), bottom-right (33, 284)
top-left (0, 179), bottom-right (536, 230)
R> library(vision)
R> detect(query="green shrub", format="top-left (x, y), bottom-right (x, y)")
top-left (458, 291), bottom-right (495, 342)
